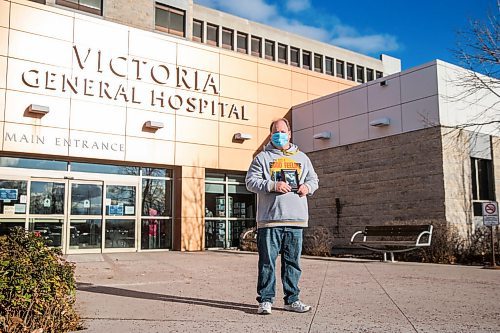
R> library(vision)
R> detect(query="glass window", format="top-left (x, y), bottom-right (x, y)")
top-left (265, 40), bottom-right (275, 61)
top-left (336, 60), bottom-right (345, 78)
top-left (314, 54), bottom-right (323, 73)
top-left (346, 63), bottom-right (355, 81)
top-left (251, 36), bottom-right (261, 57)
top-left (30, 181), bottom-right (65, 215)
top-left (357, 65), bottom-right (365, 83)
top-left (30, 218), bottom-right (64, 247)
top-left (205, 220), bottom-right (226, 248)
top-left (222, 28), bottom-right (233, 50)
top-left (71, 162), bottom-right (139, 175)
top-left (205, 173), bottom-right (256, 249)
top-left (325, 57), bottom-right (333, 75)
top-left (105, 219), bottom-right (135, 248)
top-left (0, 180), bottom-right (27, 215)
top-left (141, 218), bottom-right (172, 250)
top-left (0, 218), bottom-right (25, 236)
top-left (141, 178), bottom-right (171, 217)
top-left (141, 168), bottom-right (171, 178)
top-left (290, 47), bottom-right (299, 67)
top-left (302, 51), bottom-right (311, 70)
top-left (237, 32), bottom-right (248, 53)
top-left (206, 23), bottom-right (218, 46)
top-left (471, 158), bottom-right (495, 201)
top-left (55, 0), bottom-right (102, 15)
top-left (106, 185), bottom-right (136, 216)
top-left (0, 157), bottom-right (67, 171)
top-left (376, 71), bottom-right (383, 79)
top-left (71, 183), bottom-right (102, 216)
top-left (69, 219), bottom-right (102, 249)
top-left (366, 68), bottom-right (374, 81)
top-left (193, 19), bottom-right (203, 42)
top-left (278, 43), bottom-right (287, 64)
top-left (155, 3), bottom-right (185, 37)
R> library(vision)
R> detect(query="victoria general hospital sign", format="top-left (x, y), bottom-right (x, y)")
top-left (4, 45), bottom-right (251, 154)
top-left (20, 45), bottom-right (249, 121)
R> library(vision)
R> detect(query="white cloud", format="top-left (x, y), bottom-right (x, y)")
top-left (331, 34), bottom-right (400, 54)
top-left (194, 0), bottom-right (401, 56)
top-left (196, 0), bottom-right (277, 22)
top-left (286, 0), bottom-right (311, 12)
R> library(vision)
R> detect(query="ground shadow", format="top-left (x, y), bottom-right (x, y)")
top-left (77, 282), bottom-right (285, 315)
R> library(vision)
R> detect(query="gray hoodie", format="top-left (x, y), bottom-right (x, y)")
top-left (245, 142), bottom-right (319, 228)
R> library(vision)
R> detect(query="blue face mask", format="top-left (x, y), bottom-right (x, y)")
top-left (271, 132), bottom-right (289, 148)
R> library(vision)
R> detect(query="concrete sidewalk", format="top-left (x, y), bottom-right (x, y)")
top-left (70, 251), bottom-right (500, 333)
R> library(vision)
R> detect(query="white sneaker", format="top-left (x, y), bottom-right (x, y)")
top-left (284, 300), bottom-right (311, 313)
top-left (257, 301), bottom-right (272, 315)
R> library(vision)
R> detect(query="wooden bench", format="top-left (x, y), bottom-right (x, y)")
top-left (350, 225), bottom-right (433, 262)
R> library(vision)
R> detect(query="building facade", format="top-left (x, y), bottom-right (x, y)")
top-left (292, 60), bottom-right (499, 251)
top-left (0, 0), bottom-right (401, 253)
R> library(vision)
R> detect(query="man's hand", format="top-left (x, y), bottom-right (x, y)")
top-left (296, 184), bottom-right (309, 197)
top-left (275, 181), bottom-right (292, 193)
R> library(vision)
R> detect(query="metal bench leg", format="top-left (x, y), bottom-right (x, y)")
top-left (383, 252), bottom-right (387, 262)
top-left (390, 252), bottom-right (395, 263)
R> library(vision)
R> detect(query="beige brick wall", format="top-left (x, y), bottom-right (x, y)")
top-left (306, 127), bottom-right (447, 250)
top-left (104, 0), bottom-right (154, 30)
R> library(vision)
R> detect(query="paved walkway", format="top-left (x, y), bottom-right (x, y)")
top-left (70, 251), bottom-right (500, 333)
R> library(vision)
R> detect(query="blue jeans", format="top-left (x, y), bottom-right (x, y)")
top-left (256, 226), bottom-right (303, 305)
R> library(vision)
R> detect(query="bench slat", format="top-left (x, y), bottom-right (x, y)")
top-left (364, 225), bottom-right (430, 237)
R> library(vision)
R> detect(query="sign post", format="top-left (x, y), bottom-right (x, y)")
top-left (482, 202), bottom-right (499, 269)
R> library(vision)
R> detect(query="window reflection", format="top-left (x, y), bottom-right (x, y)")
top-left (141, 179), bottom-right (171, 216)
top-left (30, 219), bottom-right (63, 247)
top-left (0, 218), bottom-right (25, 236)
top-left (0, 180), bottom-right (28, 215)
top-left (69, 219), bottom-right (102, 249)
top-left (71, 183), bottom-right (103, 215)
top-left (71, 162), bottom-right (139, 175)
top-left (0, 157), bottom-right (67, 171)
top-left (105, 219), bottom-right (135, 248)
top-left (30, 181), bottom-right (65, 215)
top-left (106, 185), bottom-right (136, 216)
top-left (141, 219), bottom-right (172, 249)
top-left (205, 220), bottom-right (226, 248)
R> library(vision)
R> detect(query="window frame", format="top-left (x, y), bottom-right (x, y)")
top-left (192, 19), bottom-right (203, 42)
top-left (154, 3), bottom-right (186, 37)
top-left (221, 27), bottom-right (234, 50)
top-left (56, 0), bottom-right (103, 15)
top-left (376, 71), bottom-right (384, 79)
top-left (302, 50), bottom-right (311, 70)
top-left (206, 23), bottom-right (219, 46)
top-left (366, 68), bottom-right (374, 82)
top-left (277, 43), bottom-right (288, 64)
top-left (356, 65), bottom-right (365, 83)
top-left (237, 32), bottom-right (248, 54)
top-left (251, 36), bottom-right (262, 57)
top-left (314, 53), bottom-right (323, 73)
top-left (264, 39), bottom-right (275, 61)
top-left (336, 60), bottom-right (345, 78)
top-left (346, 62), bottom-right (355, 81)
top-left (290, 47), bottom-right (300, 67)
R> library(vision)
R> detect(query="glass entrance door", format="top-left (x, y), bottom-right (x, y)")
top-left (67, 181), bottom-right (104, 253)
top-left (104, 184), bottom-right (137, 251)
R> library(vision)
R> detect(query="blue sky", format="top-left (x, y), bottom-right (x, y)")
top-left (194, 0), bottom-right (496, 70)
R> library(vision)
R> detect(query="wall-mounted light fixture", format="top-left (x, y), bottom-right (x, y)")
top-left (25, 104), bottom-right (49, 117)
top-left (234, 133), bottom-right (252, 140)
top-left (380, 80), bottom-right (388, 87)
top-left (313, 131), bottom-right (332, 139)
top-left (143, 121), bottom-right (164, 132)
top-left (369, 117), bottom-right (391, 127)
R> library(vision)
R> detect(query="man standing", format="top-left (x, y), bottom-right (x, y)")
top-left (246, 118), bottom-right (319, 315)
